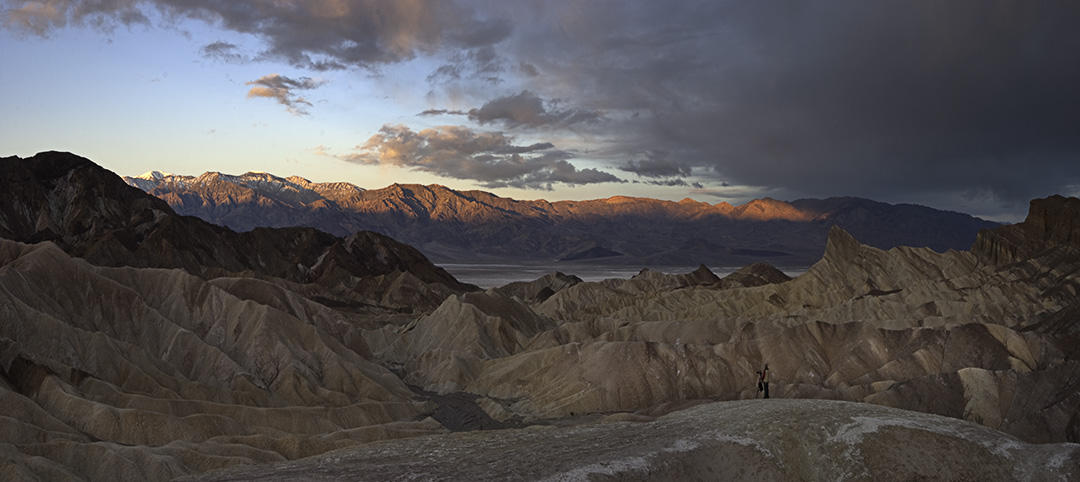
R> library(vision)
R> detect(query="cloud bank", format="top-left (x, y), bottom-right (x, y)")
top-left (2, 0), bottom-right (510, 70)
top-left (342, 124), bottom-right (622, 189)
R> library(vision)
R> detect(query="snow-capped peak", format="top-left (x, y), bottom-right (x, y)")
top-left (136, 170), bottom-right (173, 181)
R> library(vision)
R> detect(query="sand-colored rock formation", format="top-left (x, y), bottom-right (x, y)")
top-left (0, 238), bottom-right (445, 479)
top-left (494, 271), bottom-right (582, 303)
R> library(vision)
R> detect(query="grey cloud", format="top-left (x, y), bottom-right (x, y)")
top-left (644, 178), bottom-right (690, 187)
top-left (245, 74), bottom-right (325, 115)
top-left (2, 0), bottom-right (510, 69)
top-left (2, 0), bottom-right (147, 36)
top-left (428, 45), bottom-right (504, 84)
top-left (517, 62), bottom-right (539, 77)
top-left (467, 90), bottom-right (601, 128)
top-left (342, 124), bottom-right (623, 189)
top-left (418, 109), bottom-right (467, 116)
top-left (200, 40), bottom-right (244, 63)
top-left (690, 185), bottom-right (777, 202)
top-left (619, 151), bottom-right (692, 178)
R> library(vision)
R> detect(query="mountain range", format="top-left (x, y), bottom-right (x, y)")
top-left (124, 170), bottom-right (999, 265)
top-left (3, 151), bottom-right (1078, 480)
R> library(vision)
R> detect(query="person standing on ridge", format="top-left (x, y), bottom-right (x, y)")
top-left (759, 364), bottom-right (770, 399)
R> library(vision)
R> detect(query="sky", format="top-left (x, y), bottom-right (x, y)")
top-left (2, 1), bottom-right (1079, 221)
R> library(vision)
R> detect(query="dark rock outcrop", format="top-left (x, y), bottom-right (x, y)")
top-left (973, 195), bottom-right (1080, 265)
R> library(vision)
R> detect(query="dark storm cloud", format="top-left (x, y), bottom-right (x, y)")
top-left (467, 90), bottom-right (602, 128)
top-left (491, 1), bottom-right (1080, 218)
top-left (245, 74), bottom-right (325, 115)
top-left (341, 124), bottom-right (623, 189)
top-left (1, 0), bottom-right (510, 70)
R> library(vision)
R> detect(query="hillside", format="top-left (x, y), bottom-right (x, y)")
top-left (1, 152), bottom-right (473, 311)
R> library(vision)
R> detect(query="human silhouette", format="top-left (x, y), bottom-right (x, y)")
top-left (759, 364), bottom-right (770, 399)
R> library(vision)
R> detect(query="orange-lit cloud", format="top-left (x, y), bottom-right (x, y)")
top-left (245, 74), bottom-right (325, 115)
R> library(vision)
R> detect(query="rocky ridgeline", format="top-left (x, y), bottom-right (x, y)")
top-left (124, 168), bottom-right (999, 265)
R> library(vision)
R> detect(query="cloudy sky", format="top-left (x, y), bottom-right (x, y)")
top-left (2, 1), bottom-right (1079, 220)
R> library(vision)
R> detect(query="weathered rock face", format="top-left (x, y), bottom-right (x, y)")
top-left (0, 152), bottom-right (484, 479)
top-left (716, 262), bottom-right (792, 288)
top-left (185, 400), bottom-right (1080, 482)
top-left (0, 238), bottom-right (444, 480)
top-left (125, 169), bottom-right (999, 265)
top-left (0, 152), bottom-right (473, 310)
top-left (974, 195), bottom-right (1080, 265)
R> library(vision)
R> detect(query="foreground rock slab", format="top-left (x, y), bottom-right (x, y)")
top-left (187, 399), bottom-right (1080, 481)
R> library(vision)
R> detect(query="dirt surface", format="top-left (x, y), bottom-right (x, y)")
top-left (185, 399), bottom-right (1080, 481)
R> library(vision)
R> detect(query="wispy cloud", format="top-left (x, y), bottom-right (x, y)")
top-left (339, 124), bottom-right (623, 189)
top-left (200, 40), bottom-right (245, 63)
top-left (245, 74), bottom-right (325, 116)
top-left (418, 108), bottom-right (467, 116)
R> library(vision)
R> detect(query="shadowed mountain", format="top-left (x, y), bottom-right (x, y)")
top-left (1, 152), bottom-right (473, 310)
top-left (124, 171), bottom-right (999, 265)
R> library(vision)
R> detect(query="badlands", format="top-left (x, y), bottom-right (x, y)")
top-left (1, 152), bottom-right (1078, 480)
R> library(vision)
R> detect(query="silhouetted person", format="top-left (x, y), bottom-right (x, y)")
top-left (759, 364), bottom-right (770, 399)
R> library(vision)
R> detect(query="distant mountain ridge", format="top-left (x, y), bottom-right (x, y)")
top-left (124, 170), bottom-right (1000, 265)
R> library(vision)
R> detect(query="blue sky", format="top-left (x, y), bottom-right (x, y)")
top-left (3, 1), bottom-right (1079, 221)
top-left (0, 6), bottom-right (663, 203)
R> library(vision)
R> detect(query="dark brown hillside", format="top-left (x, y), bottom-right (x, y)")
top-left (0, 151), bottom-right (473, 303)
